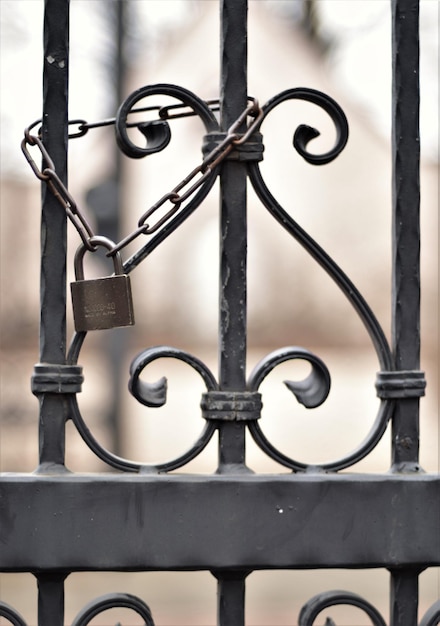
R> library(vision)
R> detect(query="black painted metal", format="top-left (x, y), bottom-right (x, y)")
top-left (0, 0), bottom-right (438, 624)
top-left (1, 474), bottom-right (438, 571)
top-left (389, 4), bottom-right (428, 624)
top-left (36, 0), bottom-right (69, 474)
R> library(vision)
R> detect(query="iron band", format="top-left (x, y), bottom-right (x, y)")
top-left (201, 391), bottom-right (262, 421)
top-left (375, 370), bottom-right (426, 399)
top-left (31, 363), bottom-right (84, 395)
top-left (202, 132), bottom-right (264, 162)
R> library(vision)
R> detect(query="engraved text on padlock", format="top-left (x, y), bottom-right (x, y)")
top-left (71, 237), bottom-right (135, 332)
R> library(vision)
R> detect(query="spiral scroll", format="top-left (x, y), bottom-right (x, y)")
top-left (250, 88), bottom-right (391, 370)
top-left (246, 343), bottom-right (392, 471)
top-left (115, 84), bottom-right (221, 273)
top-left (258, 87), bottom-right (349, 165)
top-left (247, 347), bottom-right (332, 472)
top-left (0, 603), bottom-right (28, 626)
top-left (420, 600), bottom-right (440, 626)
top-left (115, 83), bottom-right (219, 159)
top-left (246, 88), bottom-right (394, 470)
top-left (71, 593), bottom-right (155, 626)
top-left (298, 590), bottom-right (386, 626)
top-left (68, 340), bottom-right (217, 472)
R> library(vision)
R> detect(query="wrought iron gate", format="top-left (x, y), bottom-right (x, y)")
top-left (1, 0), bottom-right (439, 624)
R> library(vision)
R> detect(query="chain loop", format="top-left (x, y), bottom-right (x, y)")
top-left (22, 97), bottom-right (263, 259)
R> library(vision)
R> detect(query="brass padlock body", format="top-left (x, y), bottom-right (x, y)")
top-left (71, 274), bottom-right (135, 331)
top-left (71, 237), bottom-right (135, 332)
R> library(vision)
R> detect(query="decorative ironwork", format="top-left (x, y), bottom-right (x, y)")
top-left (298, 590), bottom-right (387, 626)
top-left (71, 593), bottom-right (155, 626)
top-left (68, 344), bottom-right (218, 472)
top-left (21, 85), bottom-right (263, 262)
top-left (49, 79), bottom-right (406, 474)
top-left (0, 603), bottom-right (28, 626)
top-left (419, 600), bottom-right (440, 626)
top-left (0, 0), bottom-right (437, 624)
top-left (23, 79), bottom-right (401, 474)
top-left (246, 347), bottom-right (333, 472)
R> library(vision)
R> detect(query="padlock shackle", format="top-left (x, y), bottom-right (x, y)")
top-left (74, 236), bottom-right (124, 281)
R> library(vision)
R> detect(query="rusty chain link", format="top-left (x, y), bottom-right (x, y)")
top-left (21, 98), bottom-right (263, 258)
top-left (22, 121), bottom-right (96, 250)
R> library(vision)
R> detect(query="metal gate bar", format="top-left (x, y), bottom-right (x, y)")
top-left (1, 473), bottom-right (438, 570)
top-left (217, 0), bottom-right (248, 473)
top-left (35, 1), bottom-right (70, 622)
top-left (37, 0), bottom-right (69, 472)
top-left (389, 2), bottom-right (426, 624)
top-left (390, 0), bottom-right (422, 477)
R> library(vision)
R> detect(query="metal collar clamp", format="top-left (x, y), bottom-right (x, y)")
top-left (201, 391), bottom-right (262, 421)
top-left (375, 370), bottom-right (426, 399)
top-left (202, 132), bottom-right (264, 162)
top-left (31, 364), bottom-right (83, 395)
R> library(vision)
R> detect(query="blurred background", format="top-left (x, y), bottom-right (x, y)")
top-left (0, 1), bottom-right (438, 624)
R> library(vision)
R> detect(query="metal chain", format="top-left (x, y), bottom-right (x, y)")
top-left (22, 98), bottom-right (263, 258)
top-left (22, 122), bottom-right (96, 250)
top-left (68, 99), bottom-right (221, 138)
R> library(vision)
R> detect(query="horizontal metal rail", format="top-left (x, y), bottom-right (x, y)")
top-left (1, 473), bottom-right (438, 572)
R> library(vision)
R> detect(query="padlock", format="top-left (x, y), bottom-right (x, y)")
top-left (71, 236), bottom-right (135, 332)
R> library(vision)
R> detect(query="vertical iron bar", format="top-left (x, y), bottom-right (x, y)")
top-left (216, 0), bottom-right (249, 623)
top-left (41, 0), bottom-right (69, 365)
top-left (37, 574), bottom-right (67, 626)
top-left (216, 573), bottom-right (248, 625)
top-left (218, 0), bottom-right (249, 473)
top-left (107, 0), bottom-right (126, 457)
top-left (35, 2), bottom-right (70, 621)
top-left (390, 570), bottom-right (420, 626)
top-left (37, 0), bottom-right (70, 469)
top-left (390, 0), bottom-right (421, 472)
top-left (389, 0), bottom-right (421, 623)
